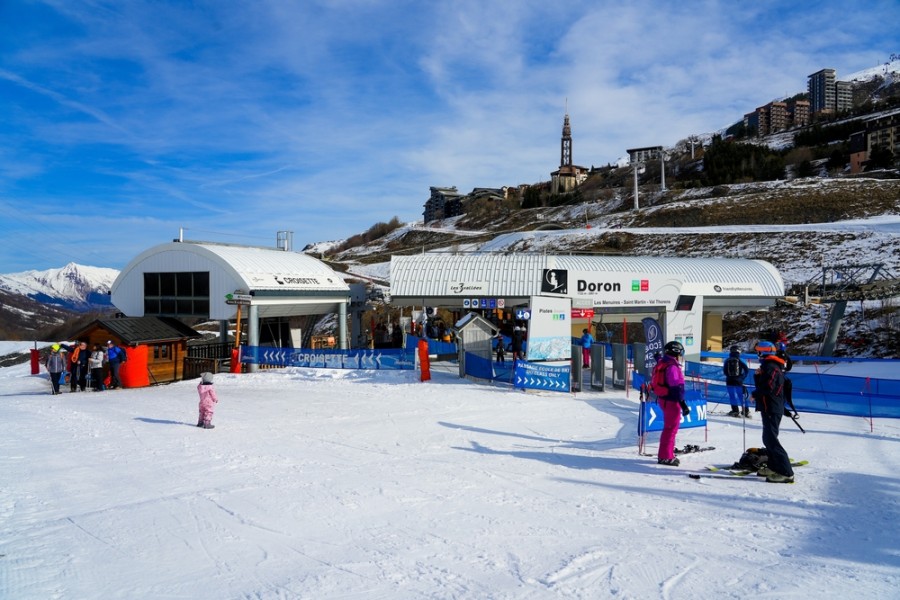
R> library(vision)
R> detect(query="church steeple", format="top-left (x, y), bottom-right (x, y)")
top-left (560, 104), bottom-right (572, 169)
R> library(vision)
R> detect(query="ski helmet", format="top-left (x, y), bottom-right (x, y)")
top-left (729, 345), bottom-right (740, 353)
top-left (755, 340), bottom-right (776, 357)
top-left (664, 341), bottom-right (684, 357)
top-left (51, 343), bottom-right (60, 352)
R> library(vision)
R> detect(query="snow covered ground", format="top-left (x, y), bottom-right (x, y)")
top-left (2, 346), bottom-right (899, 599)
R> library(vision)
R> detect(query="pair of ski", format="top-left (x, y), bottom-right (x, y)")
top-left (642, 445), bottom-right (716, 458)
top-left (688, 460), bottom-right (808, 480)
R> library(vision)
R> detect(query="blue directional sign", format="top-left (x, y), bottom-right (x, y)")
top-left (516, 309), bottom-right (531, 320)
top-left (639, 393), bottom-right (707, 433)
top-left (240, 346), bottom-right (415, 370)
top-left (514, 361), bottom-right (570, 393)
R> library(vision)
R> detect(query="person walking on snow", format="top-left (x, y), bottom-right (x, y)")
top-left (197, 372), bottom-right (219, 429)
top-left (751, 340), bottom-right (795, 484)
top-left (580, 328), bottom-right (594, 368)
top-left (723, 345), bottom-right (750, 417)
top-left (656, 341), bottom-right (690, 466)
top-left (44, 344), bottom-right (67, 395)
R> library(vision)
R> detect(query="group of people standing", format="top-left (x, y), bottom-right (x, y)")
top-left (653, 333), bottom-right (797, 484)
top-left (43, 341), bottom-right (127, 395)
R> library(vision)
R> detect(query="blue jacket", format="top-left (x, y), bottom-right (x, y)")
top-left (107, 345), bottom-right (126, 363)
top-left (580, 333), bottom-right (594, 349)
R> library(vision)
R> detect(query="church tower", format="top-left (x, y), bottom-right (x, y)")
top-left (560, 111), bottom-right (573, 171)
top-left (551, 107), bottom-right (578, 194)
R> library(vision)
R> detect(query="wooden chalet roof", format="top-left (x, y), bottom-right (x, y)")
top-left (74, 316), bottom-right (202, 345)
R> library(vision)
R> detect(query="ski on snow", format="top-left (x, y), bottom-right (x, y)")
top-left (642, 445), bottom-right (716, 457)
top-left (689, 460), bottom-right (809, 480)
top-left (675, 444), bottom-right (716, 455)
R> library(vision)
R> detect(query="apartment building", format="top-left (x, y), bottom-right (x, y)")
top-left (745, 99), bottom-right (810, 137)
top-left (808, 68), bottom-right (837, 114)
top-left (423, 186), bottom-right (463, 223)
top-left (866, 108), bottom-right (900, 157)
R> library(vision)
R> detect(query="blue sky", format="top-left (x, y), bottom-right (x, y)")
top-left (1, 0), bottom-right (897, 273)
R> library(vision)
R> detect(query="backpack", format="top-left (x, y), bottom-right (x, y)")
top-left (650, 361), bottom-right (671, 398)
top-left (119, 347), bottom-right (128, 362)
top-left (733, 447), bottom-right (768, 471)
top-left (724, 357), bottom-right (742, 378)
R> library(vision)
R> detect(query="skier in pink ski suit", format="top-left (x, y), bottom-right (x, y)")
top-left (656, 341), bottom-right (688, 466)
top-left (197, 372), bottom-right (218, 429)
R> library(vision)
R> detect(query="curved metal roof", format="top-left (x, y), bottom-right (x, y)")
top-left (111, 241), bottom-right (349, 320)
top-left (389, 253), bottom-right (784, 304)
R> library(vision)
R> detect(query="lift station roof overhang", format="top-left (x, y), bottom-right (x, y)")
top-left (111, 241), bottom-right (351, 320)
top-left (389, 254), bottom-right (784, 314)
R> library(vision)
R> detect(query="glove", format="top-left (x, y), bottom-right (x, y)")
top-left (784, 408), bottom-right (796, 418)
top-left (680, 402), bottom-right (690, 416)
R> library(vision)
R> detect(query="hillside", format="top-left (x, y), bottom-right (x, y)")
top-left (327, 176), bottom-right (900, 358)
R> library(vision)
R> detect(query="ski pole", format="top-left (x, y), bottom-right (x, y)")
top-left (790, 413), bottom-right (805, 433)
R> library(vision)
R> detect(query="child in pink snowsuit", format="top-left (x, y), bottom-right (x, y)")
top-left (197, 372), bottom-right (218, 429)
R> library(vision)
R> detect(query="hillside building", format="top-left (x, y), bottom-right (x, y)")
top-left (423, 186), bottom-right (464, 223)
top-left (849, 130), bottom-right (868, 174)
top-left (866, 108), bottom-right (900, 160)
top-left (744, 99), bottom-right (811, 137)
top-left (808, 68), bottom-right (853, 116)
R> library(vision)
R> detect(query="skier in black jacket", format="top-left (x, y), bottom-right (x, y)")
top-left (722, 345), bottom-right (750, 417)
top-left (752, 340), bottom-right (794, 483)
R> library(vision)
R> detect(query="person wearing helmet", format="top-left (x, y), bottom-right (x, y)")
top-left (722, 345), bottom-right (750, 417)
top-left (655, 340), bottom-right (689, 467)
top-left (752, 340), bottom-right (794, 483)
top-left (44, 344), bottom-right (67, 395)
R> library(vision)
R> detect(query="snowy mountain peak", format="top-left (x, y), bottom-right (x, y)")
top-left (0, 262), bottom-right (119, 311)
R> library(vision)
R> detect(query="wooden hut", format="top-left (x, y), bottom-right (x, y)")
top-left (72, 316), bottom-right (202, 387)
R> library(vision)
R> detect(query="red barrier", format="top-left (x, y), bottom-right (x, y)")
top-left (418, 339), bottom-right (431, 382)
top-left (230, 348), bottom-right (242, 373)
top-left (31, 348), bottom-right (40, 375)
top-left (119, 346), bottom-right (150, 388)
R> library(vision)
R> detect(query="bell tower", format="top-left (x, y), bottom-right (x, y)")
top-left (560, 111), bottom-right (572, 170)
top-left (551, 102), bottom-right (577, 194)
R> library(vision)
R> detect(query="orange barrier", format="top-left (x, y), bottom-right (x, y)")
top-left (418, 338), bottom-right (431, 382)
top-left (119, 346), bottom-right (150, 388)
top-left (230, 348), bottom-right (242, 373)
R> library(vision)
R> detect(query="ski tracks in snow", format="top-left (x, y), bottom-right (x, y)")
top-left (537, 548), bottom-right (614, 595)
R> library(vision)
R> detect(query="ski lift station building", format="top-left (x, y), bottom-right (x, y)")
top-left (389, 253), bottom-right (785, 359)
top-left (110, 240), bottom-right (353, 357)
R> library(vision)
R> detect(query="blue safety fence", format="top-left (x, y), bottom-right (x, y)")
top-left (241, 345), bottom-right (416, 370)
top-left (462, 351), bottom-right (514, 383)
top-left (406, 334), bottom-right (457, 356)
top-left (634, 358), bottom-right (900, 419)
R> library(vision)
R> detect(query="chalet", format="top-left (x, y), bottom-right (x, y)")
top-left (72, 316), bottom-right (202, 388)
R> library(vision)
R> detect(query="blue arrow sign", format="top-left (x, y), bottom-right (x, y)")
top-left (513, 361), bottom-right (570, 393)
top-left (639, 393), bottom-right (707, 433)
